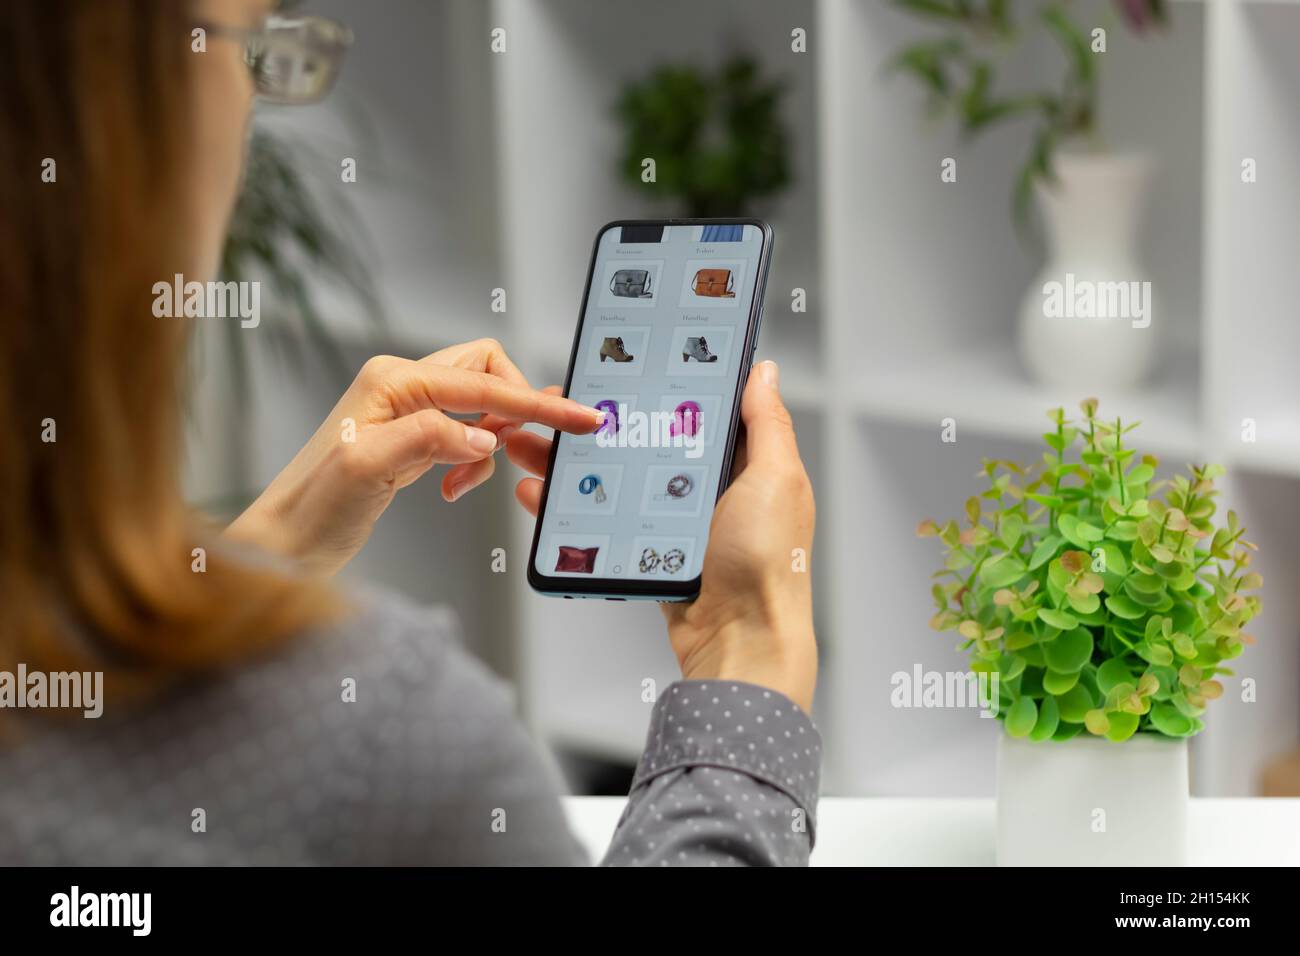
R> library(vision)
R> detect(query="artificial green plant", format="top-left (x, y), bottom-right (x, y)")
top-left (918, 398), bottom-right (1261, 742)
top-left (615, 56), bottom-right (790, 218)
top-left (888, 0), bottom-right (1168, 221)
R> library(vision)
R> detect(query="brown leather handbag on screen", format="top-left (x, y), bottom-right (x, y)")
top-left (692, 268), bottom-right (735, 298)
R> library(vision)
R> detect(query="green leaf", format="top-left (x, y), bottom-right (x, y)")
top-left (1137, 640), bottom-right (1175, 667)
top-left (981, 555), bottom-right (1028, 589)
top-left (1052, 720), bottom-right (1084, 741)
top-left (1067, 592), bottom-right (1101, 615)
top-left (1123, 580), bottom-right (1168, 607)
top-left (998, 653), bottom-right (1027, 681)
top-left (1084, 708), bottom-right (1110, 735)
top-left (1126, 572), bottom-right (1165, 595)
top-left (1026, 492), bottom-right (1065, 509)
top-left (1041, 5), bottom-right (1095, 87)
top-left (1073, 604), bottom-right (1109, 628)
top-left (1004, 631), bottom-right (1035, 651)
top-left (1042, 668), bottom-right (1080, 694)
top-left (1018, 644), bottom-right (1046, 668)
top-left (1028, 694), bottom-right (1060, 741)
top-left (1125, 463), bottom-right (1155, 485)
top-left (1096, 658), bottom-right (1135, 695)
top-left (1042, 626), bottom-right (1093, 672)
top-left (1149, 702), bottom-right (1194, 737)
top-left (1155, 557), bottom-right (1185, 579)
top-left (1005, 696), bottom-right (1038, 738)
top-left (1104, 594), bottom-right (1146, 620)
top-left (1095, 542), bottom-right (1128, 576)
top-left (1106, 520), bottom-right (1139, 542)
top-left (1149, 543), bottom-right (1176, 564)
top-left (999, 513), bottom-right (1024, 549)
top-left (1036, 607), bottom-right (1077, 630)
top-left (1028, 535), bottom-right (1062, 570)
top-left (1047, 557), bottom-right (1073, 593)
top-left (1059, 513), bottom-right (1104, 548)
top-left (890, 40), bottom-right (960, 98)
top-left (1056, 683), bottom-right (1096, 723)
top-left (1104, 710), bottom-right (1140, 742)
top-left (1145, 664), bottom-right (1179, 701)
top-left (1016, 667), bottom-right (1044, 699)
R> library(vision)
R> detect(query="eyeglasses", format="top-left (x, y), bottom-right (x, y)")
top-left (198, 15), bottom-right (352, 105)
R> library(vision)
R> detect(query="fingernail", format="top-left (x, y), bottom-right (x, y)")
top-left (495, 425), bottom-right (518, 450)
top-left (446, 481), bottom-right (466, 502)
top-left (465, 425), bottom-right (497, 455)
top-left (760, 360), bottom-right (780, 388)
top-left (584, 406), bottom-right (606, 433)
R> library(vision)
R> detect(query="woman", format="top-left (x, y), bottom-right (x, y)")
top-left (0, 0), bottom-right (818, 865)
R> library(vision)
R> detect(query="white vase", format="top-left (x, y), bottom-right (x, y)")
top-left (1017, 152), bottom-right (1157, 392)
top-left (996, 733), bottom-right (1188, 867)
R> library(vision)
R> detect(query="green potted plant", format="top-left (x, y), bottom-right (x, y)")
top-left (918, 399), bottom-right (1261, 865)
top-left (614, 56), bottom-right (790, 218)
top-left (889, 0), bottom-right (1169, 392)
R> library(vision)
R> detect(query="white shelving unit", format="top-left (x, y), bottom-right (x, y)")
top-left (488, 0), bottom-right (1299, 795)
top-left (819, 0), bottom-right (1299, 796)
top-left (1196, 0), bottom-right (1300, 795)
top-left (211, 0), bottom-right (1299, 797)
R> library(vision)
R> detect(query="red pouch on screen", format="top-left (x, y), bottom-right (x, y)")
top-left (555, 546), bottom-right (599, 573)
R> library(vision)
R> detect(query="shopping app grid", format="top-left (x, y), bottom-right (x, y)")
top-left (534, 223), bottom-right (763, 582)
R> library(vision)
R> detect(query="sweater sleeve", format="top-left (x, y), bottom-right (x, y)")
top-left (332, 593), bottom-right (591, 866)
top-left (600, 680), bottom-right (822, 867)
top-left (336, 595), bottom-right (820, 867)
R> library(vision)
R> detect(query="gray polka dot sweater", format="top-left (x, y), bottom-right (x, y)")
top-left (0, 589), bottom-right (821, 866)
top-left (611, 682), bottom-right (821, 866)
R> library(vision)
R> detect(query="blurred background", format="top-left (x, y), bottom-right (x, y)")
top-left (183, 0), bottom-right (1300, 798)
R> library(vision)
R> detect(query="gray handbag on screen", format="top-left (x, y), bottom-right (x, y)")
top-left (610, 268), bottom-right (653, 298)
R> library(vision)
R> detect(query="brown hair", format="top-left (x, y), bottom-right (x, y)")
top-left (0, 1), bottom-right (335, 692)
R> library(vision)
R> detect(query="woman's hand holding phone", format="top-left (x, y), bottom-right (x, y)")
top-left (231, 331), bottom-right (817, 711)
top-left (226, 338), bottom-right (603, 575)
top-left (510, 360), bottom-right (818, 712)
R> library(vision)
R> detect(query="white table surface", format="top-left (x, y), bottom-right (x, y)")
top-left (562, 796), bottom-right (1300, 866)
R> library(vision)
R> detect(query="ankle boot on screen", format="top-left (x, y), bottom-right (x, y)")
top-left (600, 336), bottom-right (634, 363)
top-left (682, 336), bottom-right (718, 363)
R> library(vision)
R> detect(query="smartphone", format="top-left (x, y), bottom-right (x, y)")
top-left (527, 218), bottom-right (774, 601)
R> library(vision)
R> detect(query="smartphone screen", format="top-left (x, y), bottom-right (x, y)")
top-left (528, 220), bottom-right (773, 600)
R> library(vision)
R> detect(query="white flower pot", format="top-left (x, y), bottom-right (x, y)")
top-left (1017, 152), bottom-right (1158, 392)
top-left (996, 733), bottom-right (1188, 866)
